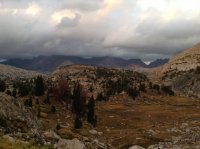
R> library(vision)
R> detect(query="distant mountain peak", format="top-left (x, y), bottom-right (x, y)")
top-left (148, 59), bottom-right (169, 68)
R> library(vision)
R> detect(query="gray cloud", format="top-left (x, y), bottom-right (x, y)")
top-left (0, 0), bottom-right (200, 61)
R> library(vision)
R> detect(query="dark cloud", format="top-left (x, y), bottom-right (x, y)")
top-left (57, 14), bottom-right (81, 28)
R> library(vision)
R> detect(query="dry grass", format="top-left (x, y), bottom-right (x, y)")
top-left (0, 137), bottom-right (53, 149)
top-left (29, 93), bottom-right (200, 148)
top-left (95, 93), bottom-right (200, 148)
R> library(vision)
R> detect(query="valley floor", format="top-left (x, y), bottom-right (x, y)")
top-left (1, 93), bottom-right (199, 149)
top-left (95, 93), bottom-right (200, 148)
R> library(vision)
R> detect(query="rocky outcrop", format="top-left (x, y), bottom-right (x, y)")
top-left (160, 43), bottom-right (200, 74)
top-left (154, 43), bottom-right (200, 98)
top-left (0, 93), bottom-right (41, 133)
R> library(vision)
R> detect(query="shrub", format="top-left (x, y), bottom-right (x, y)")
top-left (195, 66), bottom-right (200, 74)
top-left (74, 116), bottom-right (82, 129)
top-left (153, 84), bottom-right (160, 92)
top-left (139, 83), bottom-right (146, 92)
top-left (127, 87), bottom-right (140, 99)
top-left (161, 85), bottom-right (175, 96)
top-left (51, 105), bottom-right (56, 113)
top-left (56, 124), bottom-right (61, 130)
top-left (17, 82), bottom-right (30, 97)
top-left (96, 92), bottom-right (106, 101)
top-left (53, 79), bottom-right (71, 103)
top-left (6, 90), bottom-right (12, 96)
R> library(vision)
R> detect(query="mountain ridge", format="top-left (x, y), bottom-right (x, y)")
top-left (1, 55), bottom-right (168, 72)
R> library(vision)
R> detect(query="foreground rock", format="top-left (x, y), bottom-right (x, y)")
top-left (0, 93), bottom-right (41, 133)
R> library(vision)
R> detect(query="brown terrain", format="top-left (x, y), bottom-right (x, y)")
top-left (26, 91), bottom-right (200, 148)
top-left (0, 43), bottom-right (200, 149)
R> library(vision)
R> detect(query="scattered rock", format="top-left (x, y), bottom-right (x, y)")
top-left (89, 129), bottom-right (98, 135)
top-left (39, 112), bottom-right (48, 118)
top-left (129, 145), bottom-right (145, 149)
top-left (56, 138), bottom-right (85, 149)
top-left (57, 128), bottom-right (74, 139)
top-left (3, 134), bottom-right (15, 142)
top-left (89, 129), bottom-right (103, 136)
top-left (43, 130), bottom-right (60, 143)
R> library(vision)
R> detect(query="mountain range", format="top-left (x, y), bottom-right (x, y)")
top-left (0, 55), bottom-right (168, 72)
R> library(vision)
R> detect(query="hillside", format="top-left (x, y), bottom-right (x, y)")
top-left (52, 64), bottom-right (149, 99)
top-left (155, 43), bottom-right (200, 98)
top-left (1, 55), bottom-right (168, 72)
top-left (0, 64), bottom-right (199, 148)
top-left (158, 43), bottom-right (200, 74)
top-left (0, 64), bottom-right (44, 80)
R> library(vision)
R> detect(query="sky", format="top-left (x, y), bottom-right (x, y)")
top-left (0, 0), bottom-right (200, 61)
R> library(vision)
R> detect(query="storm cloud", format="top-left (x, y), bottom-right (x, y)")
top-left (0, 0), bottom-right (200, 61)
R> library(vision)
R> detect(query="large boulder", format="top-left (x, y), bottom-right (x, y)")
top-left (56, 138), bottom-right (85, 149)
top-left (0, 93), bottom-right (41, 133)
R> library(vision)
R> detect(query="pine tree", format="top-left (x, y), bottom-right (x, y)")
top-left (0, 79), bottom-right (6, 92)
top-left (28, 96), bottom-right (33, 107)
top-left (87, 96), bottom-right (95, 126)
top-left (35, 76), bottom-right (45, 96)
top-left (18, 82), bottom-right (30, 96)
top-left (72, 83), bottom-right (82, 116)
top-left (12, 89), bottom-right (17, 98)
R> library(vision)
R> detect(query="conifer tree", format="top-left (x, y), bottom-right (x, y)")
top-left (0, 79), bottom-right (6, 92)
top-left (87, 96), bottom-right (95, 126)
top-left (35, 76), bottom-right (45, 96)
